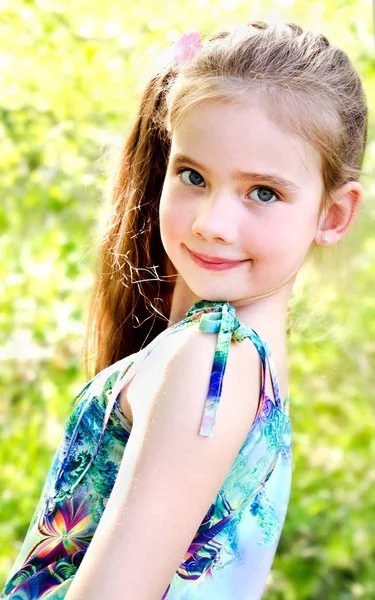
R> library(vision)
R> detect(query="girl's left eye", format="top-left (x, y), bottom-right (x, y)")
top-left (248, 187), bottom-right (280, 204)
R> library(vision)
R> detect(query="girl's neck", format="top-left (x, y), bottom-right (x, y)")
top-left (167, 275), bottom-right (291, 347)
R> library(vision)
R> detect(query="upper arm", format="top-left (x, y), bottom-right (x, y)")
top-left (65, 330), bottom-right (262, 600)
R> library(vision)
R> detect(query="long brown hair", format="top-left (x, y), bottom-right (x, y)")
top-left (82, 21), bottom-right (368, 378)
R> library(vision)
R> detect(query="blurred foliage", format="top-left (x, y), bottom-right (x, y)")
top-left (0, 0), bottom-right (374, 597)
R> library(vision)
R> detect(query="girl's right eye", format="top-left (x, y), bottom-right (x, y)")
top-left (177, 168), bottom-right (205, 187)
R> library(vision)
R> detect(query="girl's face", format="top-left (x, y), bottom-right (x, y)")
top-left (159, 99), bottom-right (324, 304)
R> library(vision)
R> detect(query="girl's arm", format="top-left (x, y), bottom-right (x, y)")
top-left (65, 330), bottom-right (262, 600)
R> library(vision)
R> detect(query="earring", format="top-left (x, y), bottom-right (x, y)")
top-left (320, 233), bottom-right (330, 245)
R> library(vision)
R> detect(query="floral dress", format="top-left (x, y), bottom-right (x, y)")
top-left (1, 300), bottom-right (292, 600)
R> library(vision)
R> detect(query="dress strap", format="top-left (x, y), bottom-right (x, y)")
top-left (185, 301), bottom-right (268, 439)
top-left (263, 340), bottom-right (282, 410)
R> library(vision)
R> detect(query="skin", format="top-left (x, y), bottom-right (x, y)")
top-left (159, 98), bottom-right (363, 345)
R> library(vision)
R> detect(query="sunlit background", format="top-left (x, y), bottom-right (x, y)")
top-left (1, 0), bottom-right (374, 597)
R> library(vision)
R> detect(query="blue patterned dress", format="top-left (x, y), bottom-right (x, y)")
top-left (1, 300), bottom-right (292, 600)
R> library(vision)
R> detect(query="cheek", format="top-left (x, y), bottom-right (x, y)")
top-left (159, 195), bottom-right (190, 250)
top-left (241, 215), bottom-right (286, 253)
top-left (243, 208), bottom-right (317, 257)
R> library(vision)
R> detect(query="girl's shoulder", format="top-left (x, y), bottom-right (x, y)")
top-left (119, 299), bottom-right (290, 439)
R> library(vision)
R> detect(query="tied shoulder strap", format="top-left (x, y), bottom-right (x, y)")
top-left (185, 301), bottom-right (267, 439)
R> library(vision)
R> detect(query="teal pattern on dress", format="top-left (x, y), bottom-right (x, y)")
top-left (1, 300), bottom-right (292, 600)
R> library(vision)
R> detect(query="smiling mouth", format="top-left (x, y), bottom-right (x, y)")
top-left (186, 247), bottom-right (249, 271)
top-left (189, 250), bottom-right (247, 264)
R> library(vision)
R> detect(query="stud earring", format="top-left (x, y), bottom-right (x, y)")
top-left (320, 233), bottom-right (330, 245)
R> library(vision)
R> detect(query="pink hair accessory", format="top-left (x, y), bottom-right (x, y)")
top-left (172, 30), bottom-right (202, 63)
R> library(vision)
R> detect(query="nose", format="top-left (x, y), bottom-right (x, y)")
top-left (191, 192), bottom-right (238, 244)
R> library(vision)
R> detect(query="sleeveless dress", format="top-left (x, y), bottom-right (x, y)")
top-left (1, 300), bottom-right (292, 600)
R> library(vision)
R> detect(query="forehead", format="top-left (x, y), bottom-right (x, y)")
top-left (170, 99), bottom-right (323, 189)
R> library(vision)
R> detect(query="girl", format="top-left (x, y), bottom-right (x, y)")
top-left (2, 21), bottom-right (367, 600)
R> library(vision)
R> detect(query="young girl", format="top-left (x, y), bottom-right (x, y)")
top-left (2, 21), bottom-right (367, 600)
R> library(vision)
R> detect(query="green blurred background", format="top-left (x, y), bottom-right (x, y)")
top-left (1, 0), bottom-right (374, 597)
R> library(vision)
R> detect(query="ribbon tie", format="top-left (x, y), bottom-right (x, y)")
top-left (185, 300), bottom-right (267, 438)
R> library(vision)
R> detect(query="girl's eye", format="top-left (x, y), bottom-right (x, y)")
top-left (177, 169), bottom-right (280, 204)
top-left (248, 187), bottom-right (279, 204)
top-left (177, 168), bottom-right (205, 187)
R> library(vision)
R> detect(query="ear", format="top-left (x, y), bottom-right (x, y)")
top-left (314, 181), bottom-right (364, 247)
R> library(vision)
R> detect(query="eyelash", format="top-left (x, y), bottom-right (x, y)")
top-left (176, 168), bottom-right (282, 204)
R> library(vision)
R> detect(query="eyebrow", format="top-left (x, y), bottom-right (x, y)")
top-left (170, 153), bottom-right (301, 192)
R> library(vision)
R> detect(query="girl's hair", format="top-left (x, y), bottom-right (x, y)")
top-left (82, 21), bottom-right (368, 377)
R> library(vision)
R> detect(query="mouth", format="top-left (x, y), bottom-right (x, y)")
top-left (186, 247), bottom-right (249, 271)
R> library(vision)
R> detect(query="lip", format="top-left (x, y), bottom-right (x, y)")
top-left (186, 247), bottom-right (248, 271)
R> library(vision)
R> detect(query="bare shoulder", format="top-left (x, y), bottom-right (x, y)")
top-left (121, 323), bottom-right (262, 443)
top-left (66, 325), bottom-right (264, 599)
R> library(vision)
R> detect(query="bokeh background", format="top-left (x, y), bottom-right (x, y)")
top-left (1, 0), bottom-right (374, 597)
